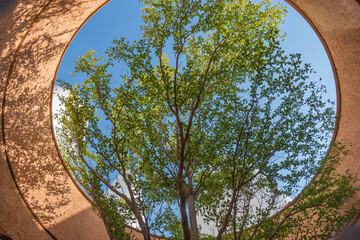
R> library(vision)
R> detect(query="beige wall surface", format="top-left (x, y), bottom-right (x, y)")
top-left (0, 0), bottom-right (110, 239)
top-left (287, 0), bottom-right (360, 204)
top-left (0, 0), bottom-right (359, 239)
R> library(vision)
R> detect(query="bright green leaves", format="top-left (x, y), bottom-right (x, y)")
top-left (55, 0), bottom-right (358, 239)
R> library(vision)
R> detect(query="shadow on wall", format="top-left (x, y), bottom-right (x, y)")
top-left (2, 0), bottom-right (77, 225)
top-left (0, 0), bottom-right (15, 13)
top-left (0, 0), bottom-right (358, 239)
top-left (0, 234), bottom-right (12, 240)
top-left (337, 225), bottom-right (360, 240)
top-left (0, 1), bottom-right (110, 239)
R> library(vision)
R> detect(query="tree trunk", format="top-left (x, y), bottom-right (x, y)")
top-left (130, 203), bottom-right (150, 240)
top-left (188, 194), bottom-right (199, 240)
top-left (177, 174), bottom-right (191, 240)
top-left (233, 200), bottom-right (238, 240)
top-left (215, 191), bottom-right (238, 240)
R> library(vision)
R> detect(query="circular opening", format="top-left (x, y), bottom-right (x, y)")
top-left (52, 1), bottom-right (338, 239)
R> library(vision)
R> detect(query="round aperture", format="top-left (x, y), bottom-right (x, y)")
top-left (52, 1), bottom-right (345, 239)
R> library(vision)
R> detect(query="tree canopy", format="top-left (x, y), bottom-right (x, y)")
top-left (55, 0), bottom-right (359, 239)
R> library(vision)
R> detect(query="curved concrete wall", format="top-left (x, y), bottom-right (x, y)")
top-left (0, 0), bottom-right (359, 239)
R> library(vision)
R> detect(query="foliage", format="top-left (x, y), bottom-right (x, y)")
top-left (223, 143), bottom-right (360, 240)
top-left (55, 0), bottom-right (359, 239)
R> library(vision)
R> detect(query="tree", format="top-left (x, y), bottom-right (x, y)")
top-left (55, 0), bottom-right (359, 239)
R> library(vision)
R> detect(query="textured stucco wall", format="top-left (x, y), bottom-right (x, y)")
top-left (0, 0), bottom-right (359, 239)
top-left (0, 0), bottom-right (110, 239)
top-left (285, 0), bottom-right (360, 214)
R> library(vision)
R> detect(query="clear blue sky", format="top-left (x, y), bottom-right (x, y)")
top-left (54, 1), bottom-right (337, 234)
top-left (54, 0), bottom-right (337, 192)
top-left (55, 0), bottom-right (336, 103)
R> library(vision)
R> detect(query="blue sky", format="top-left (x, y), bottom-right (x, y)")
top-left (54, 0), bottom-right (337, 200)
top-left (55, 0), bottom-right (336, 105)
top-left (53, 1), bottom-right (337, 235)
